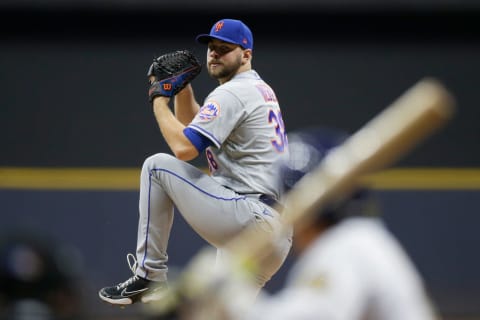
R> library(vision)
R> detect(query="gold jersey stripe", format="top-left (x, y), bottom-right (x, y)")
top-left (0, 167), bottom-right (479, 191)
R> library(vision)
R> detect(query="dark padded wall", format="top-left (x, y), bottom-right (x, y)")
top-left (1, 9), bottom-right (479, 167)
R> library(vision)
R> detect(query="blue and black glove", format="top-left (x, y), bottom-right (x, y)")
top-left (147, 49), bottom-right (202, 102)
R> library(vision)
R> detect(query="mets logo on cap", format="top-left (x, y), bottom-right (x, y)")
top-left (214, 21), bottom-right (224, 32)
top-left (198, 101), bottom-right (220, 121)
top-left (195, 18), bottom-right (254, 50)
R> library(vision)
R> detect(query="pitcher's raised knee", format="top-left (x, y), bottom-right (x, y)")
top-left (142, 153), bottom-right (179, 177)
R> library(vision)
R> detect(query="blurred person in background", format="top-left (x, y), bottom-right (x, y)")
top-left (230, 126), bottom-right (440, 320)
top-left (0, 230), bottom-right (86, 320)
top-left (156, 126), bottom-right (440, 320)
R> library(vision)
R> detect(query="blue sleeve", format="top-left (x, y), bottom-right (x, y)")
top-left (183, 127), bottom-right (214, 153)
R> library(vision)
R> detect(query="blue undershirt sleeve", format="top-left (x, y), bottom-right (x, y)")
top-left (183, 127), bottom-right (214, 153)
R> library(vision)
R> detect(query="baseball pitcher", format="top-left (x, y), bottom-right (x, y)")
top-left (98, 18), bottom-right (293, 306)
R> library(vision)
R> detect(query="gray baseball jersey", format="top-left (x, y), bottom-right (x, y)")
top-left (134, 69), bottom-right (292, 294)
top-left (189, 69), bottom-right (288, 199)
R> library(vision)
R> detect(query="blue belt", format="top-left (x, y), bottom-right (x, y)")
top-left (259, 194), bottom-right (284, 212)
top-left (227, 187), bottom-right (284, 212)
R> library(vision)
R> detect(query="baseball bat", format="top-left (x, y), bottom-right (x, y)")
top-left (148, 77), bottom-right (456, 317)
top-left (226, 77), bottom-right (455, 264)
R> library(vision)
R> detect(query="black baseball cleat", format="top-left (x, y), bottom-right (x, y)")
top-left (99, 253), bottom-right (168, 305)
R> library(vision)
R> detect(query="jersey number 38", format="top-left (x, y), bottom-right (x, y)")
top-left (206, 109), bottom-right (288, 173)
top-left (269, 109), bottom-right (287, 153)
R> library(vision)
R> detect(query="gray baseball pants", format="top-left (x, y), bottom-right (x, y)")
top-left (134, 153), bottom-right (292, 291)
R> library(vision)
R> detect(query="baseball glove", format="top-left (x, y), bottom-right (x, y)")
top-left (147, 49), bottom-right (202, 102)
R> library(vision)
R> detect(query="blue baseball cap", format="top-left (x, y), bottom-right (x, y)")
top-left (196, 19), bottom-right (253, 50)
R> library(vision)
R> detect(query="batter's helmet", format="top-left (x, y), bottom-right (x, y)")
top-left (280, 126), bottom-right (377, 223)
